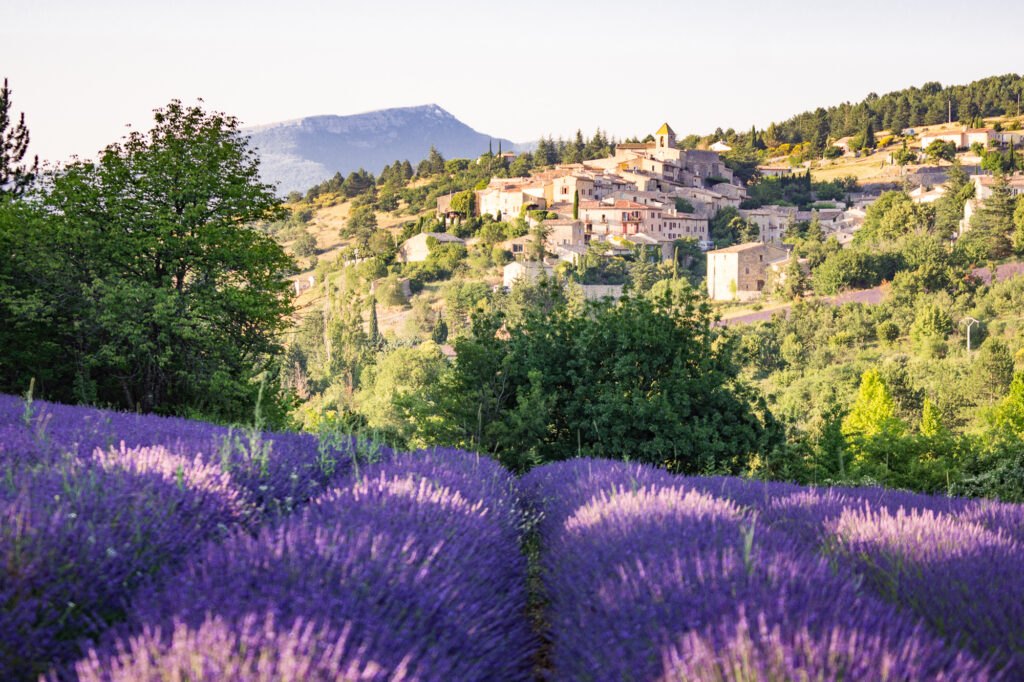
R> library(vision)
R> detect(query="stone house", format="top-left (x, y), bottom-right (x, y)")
top-left (739, 205), bottom-right (798, 245)
top-left (757, 165), bottom-right (794, 178)
top-left (546, 174), bottom-right (596, 206)
top-left (544, 219), bottom-right (585, 247)
top-left (963, 128), bottom-right (997, 148)
top-left (706, 242), bottom-right (789, 301)
top-left (919, 129), bottom-right (967, 149)
top-left (503, 260), bottom-right (554, 289)
top-left (476, 180), bottom-right (547, 221)
top-left (579, 199), bottom-right (661, 236)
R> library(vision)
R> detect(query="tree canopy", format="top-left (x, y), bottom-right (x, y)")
top-left (0, 100), bottom-right (295, 425)
top-left (412, 285), bottom-right (778, 474)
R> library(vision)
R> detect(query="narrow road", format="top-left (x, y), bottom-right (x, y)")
top-left (718, 261), bottom-right (1024, 327)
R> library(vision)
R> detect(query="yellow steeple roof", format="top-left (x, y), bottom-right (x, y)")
top-left (656, 122), bottom-right (675, 136)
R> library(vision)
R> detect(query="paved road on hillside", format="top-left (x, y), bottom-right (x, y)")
top-left (718, 261), bottom-right (1024, 327)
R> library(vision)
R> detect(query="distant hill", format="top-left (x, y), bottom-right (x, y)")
top-left (244, 104), bottom-right (527, 195)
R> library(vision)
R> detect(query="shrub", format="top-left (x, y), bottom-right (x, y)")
top-left (291, 230), bottom-right (317, 257)
top-left (876, 320), bottom-right (900, 346)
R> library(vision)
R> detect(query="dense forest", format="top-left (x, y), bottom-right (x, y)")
top-left (679, 73), bottom-right (1024, 155)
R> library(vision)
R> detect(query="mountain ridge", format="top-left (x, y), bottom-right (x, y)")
top-left (244, 104), bottom-right (528, 195)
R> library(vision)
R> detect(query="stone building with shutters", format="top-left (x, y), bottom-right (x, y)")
top-left (706, 242), bottom-right (789, 301)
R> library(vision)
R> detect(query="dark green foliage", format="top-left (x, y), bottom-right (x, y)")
top-left (933, 161), bottom-right (974, 238)
top-left (853, 191), bottom-right (934, 246)
top-left (744, 172), bottom-right (833, 209)
top-left (292, 230), bottom-right (318, 257)
top-left (0, 100), bottom-right (295, 425)
top-left (970, 173), bottom-right (1017, 238)
top-left (767, 75), bottom-right (1021, 155)
top-left (367, 296), bottom-right (381, 348)
top-left (431, 317), bottom-right (448, 344)
top-left (811, 249), bottom-right (902, 295)
top-left (419, 286), bottom-right (777, 474)
top-left (861, 119), bottom-right (876, 150)
top-left (709, 207), bottom-right (742, 247)
top-left (924, 139), bottom-right (956, 164)
top-left (673, 197), bottom-right (695, 213)
top-left (968, 337), bottom-right (1014, 403)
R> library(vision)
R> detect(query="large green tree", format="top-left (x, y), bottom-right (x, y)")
top-left (415, 285), bottom-right (777, 474)
top-left (854, 190), bottom-right (933, 246)
top-left (0, 100), bottom-right (295, 424)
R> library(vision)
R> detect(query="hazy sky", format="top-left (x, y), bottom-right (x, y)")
top-left (5, 0), bottom-right (1023, 164)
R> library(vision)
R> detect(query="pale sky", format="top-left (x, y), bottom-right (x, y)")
top-left (5, 0), bottom-right (1023, 165)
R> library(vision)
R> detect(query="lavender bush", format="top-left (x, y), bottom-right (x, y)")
top-left (1, 445), bottom-right (251, 679)
top-left (71, 449), bottom-right (534, 681)
top-left (0, 393), bottom-right (379, 516)
top-left (829, 505), bottom-right (1024, 667)
top-left (522, 458), bottom-right (1000, 681)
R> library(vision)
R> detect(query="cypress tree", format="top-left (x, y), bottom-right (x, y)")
top-left (368, 296), bottom-right (381, 347)
top-left (489, 139), bottom-right (493, 155)
top-left (862, 119), bottom-right (875, 150)
top-left (432, 317), bottom-right (448, 344)
top-left (573, 189), bottom-right (579, 219)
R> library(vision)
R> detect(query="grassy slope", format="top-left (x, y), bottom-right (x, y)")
top-left (809, 115), bottom-right (1020, 184)
top-left (277, 191), bottom-right (501, 340)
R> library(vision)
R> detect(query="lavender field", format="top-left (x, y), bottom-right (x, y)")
top-left (2, 394), bottom-right (1023, 680)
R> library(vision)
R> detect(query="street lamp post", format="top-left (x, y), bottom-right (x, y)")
top-left (961, 316), bottom-right (979, 356)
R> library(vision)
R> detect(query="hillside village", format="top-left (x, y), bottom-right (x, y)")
top-left (409, 120), bottom-right (1024, 303)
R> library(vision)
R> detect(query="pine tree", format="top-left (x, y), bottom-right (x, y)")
top-left (0, 78), bottom-right (38, 199)
top-left (972, 172), bottom-right (1017, 246)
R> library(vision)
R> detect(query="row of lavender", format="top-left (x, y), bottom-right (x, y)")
top-left (0, 391), bottom-right (374, 675)
top-left (1, 393), bottom-right (373, 678)
top-left (685, 474), bottom-right (1024, 665)
top-left (0, 393), bottom-right (374, 515)
top-left (521, 459), bottom-right (1024, 680)
top-left (63, 449), bottom-right (534, 680)
top-left (5, 396), bottom-right (529, 679)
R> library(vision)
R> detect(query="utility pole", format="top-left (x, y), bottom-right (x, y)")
top-left (961, 316), bottom-right (979, 356)
top-left (324, 274), bottom-right (332, 365)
